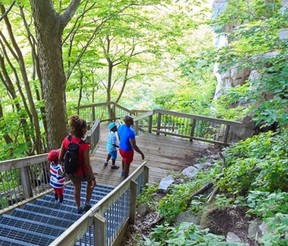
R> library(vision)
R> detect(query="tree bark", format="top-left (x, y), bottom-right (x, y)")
top-left (29, 0), bottom-right (80, 149)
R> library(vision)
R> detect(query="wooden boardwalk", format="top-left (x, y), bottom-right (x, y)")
top-left (90, 122), bottom-right (210, 187)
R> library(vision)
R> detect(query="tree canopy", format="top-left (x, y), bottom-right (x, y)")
top-left (0, 0), bottom-right (287, 160)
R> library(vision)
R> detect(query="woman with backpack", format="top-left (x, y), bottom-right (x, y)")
top-left (59, 115), bottom-right (96, 214)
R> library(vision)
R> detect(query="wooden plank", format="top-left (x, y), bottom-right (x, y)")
top-left (90, 123), bottom-right (210, 186)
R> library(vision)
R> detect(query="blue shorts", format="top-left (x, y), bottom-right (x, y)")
top-left (109, 150), bottom-right (117, 160)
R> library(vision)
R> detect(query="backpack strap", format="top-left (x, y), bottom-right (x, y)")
top-left (67, 135), bottom-right (85, 145)
top-left (67, 135), bottom-right (72, 142)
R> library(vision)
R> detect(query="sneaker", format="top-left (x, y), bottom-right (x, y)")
top-left (77, 207), bottom-right (84, 214)
top-left (111, 165), bottom-right (120, 169)
top-left (84, 204), bottom-right (91, 212)
top-left (121, 170), bottom-right (125, 177)
top-left (104, 162), bottom-right (108, 167)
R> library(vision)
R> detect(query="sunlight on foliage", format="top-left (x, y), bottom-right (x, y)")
top-left (217, 130), bottom-right (288, 195)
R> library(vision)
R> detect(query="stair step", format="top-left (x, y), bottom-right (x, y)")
top-left (0, 215), bottom-right (64, 236)
top-left (0, 235), bottom-right (35, 246)
top-left (0, 224), bottom-right (55, 246)
top-left (34, 199), bottom-right (79, 213)
top-left (65, 185), bottom-right (113, 197)
top-left (12, 208), bottom-right (74, 228)
top-left (23, 203), bottom-right (81, 221)
top-left (0, 183), bottom-right (115, 244)
top-left (44, 193), bottom-right (104, 205)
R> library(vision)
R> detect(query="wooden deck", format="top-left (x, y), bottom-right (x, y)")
top-left (90, 122), bottom-right (210, 187)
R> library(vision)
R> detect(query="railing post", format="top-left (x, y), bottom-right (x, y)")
top-left (92, 105), bottom-right (96, 122)
top-left (135, 120), bottom-right (139, 135)
top-left (224, 124), bottom-right (230, 145)
top-left (144, 165), bottom-right (149, 184)
top-left (94, 213), bottom-right (107, 246)
top-left (129, 180), bottom-right (137, 224)
top-left (156, 113), bottom-right (161, 135)
top-left (21, 166), bottom-right (33, 199)
top-left (148, 116), bottom-right (152, 133)
top-left (111, 103), bottom-right (116, 119)
top-left (190, 119), bottom-right (196, 142)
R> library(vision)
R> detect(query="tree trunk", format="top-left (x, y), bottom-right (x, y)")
top-left (30, 0), bottom-right (80, 149)
top-left (1, 5), bottom-right (42, 153)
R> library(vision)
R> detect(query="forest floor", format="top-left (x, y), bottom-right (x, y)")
top-left (121, 207), bottom-right (253, 245)
top-left (120, 145), bottom-right (255, 246)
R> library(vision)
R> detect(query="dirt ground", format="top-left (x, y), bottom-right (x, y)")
top-left (201, 206), bottom-right (255, 245)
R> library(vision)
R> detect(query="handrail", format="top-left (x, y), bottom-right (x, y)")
top-left (77, 102), bottom-right (133, 123)
top-left (75, 101), bottom-right (245, 146)
top-left (0, 120), bottom-right (101, 212)
top-left (132, 109), bottom-right (243, 145)
top-left (154, 109), bottom-right (242, 126)
top-left (50, 161), bottom-right (149, 246)
top-left (134, 110), bottom-right (154, 121)
top-left (86, 119), bottom-right (101, 152)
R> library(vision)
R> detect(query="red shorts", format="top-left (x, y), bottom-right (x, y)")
top-left (119, 149), bottom-right (134, 165)
top-left (54, 187), bottom-right (64, 196)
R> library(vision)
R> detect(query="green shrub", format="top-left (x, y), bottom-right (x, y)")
top-left (217, 130), bottom-right (288, 195)
top-left (247, 191), bottom-right (288, 218)
top-left (145, 222), bottom-right (244, 246)
top-left (260, 213), bottom-right (288, 246)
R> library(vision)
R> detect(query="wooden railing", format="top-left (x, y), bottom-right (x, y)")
top-left (50, 162), bottom-right (149, 246)
top-left (77, 102), bottom-right (244, 146)
top-left (0, 153), bottom-right (50, 214)
top-left (77, 102), bottom-right (133, 124)
top-left (0, 120), bottom-right (101, 212)
top-left (133, 109), bottom-right (244, 145)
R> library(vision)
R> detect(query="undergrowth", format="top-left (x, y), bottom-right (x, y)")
top-left (134, 129), bottom-right (288, 246)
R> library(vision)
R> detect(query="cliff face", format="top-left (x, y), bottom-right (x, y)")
top-left (210, 0), bottom-right (288, 139)
top-left (211, 0), bottom-right (251, 100)
top-left (211, 0), bottom-right (288, 100)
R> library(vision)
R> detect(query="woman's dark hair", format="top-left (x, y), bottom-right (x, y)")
top-left (69, 115), bottom-right (87, 138)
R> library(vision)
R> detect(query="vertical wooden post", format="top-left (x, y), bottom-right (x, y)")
top-left (148, 116), bottom-right (152, 133)
top-left (94, 213), bottom-right (107, 246)
top-left (129, 180), bottom-right (137, 224)
top-left (21, 166), bottom-right (33, 199)
top-left (156, 113), bottom-right (161, 135)
top-left (224, 124), bottom-right (230, 145)
top-left (190, 119), bottom-right (196, 142)
top-left (92, 105), bottom-right (96, 122)
top-left (111, 103), bottom-right (116, 120)
top-left (144, 165), bottom-right (149, 184)
top-left (135, 120), bottom-right (139, 135)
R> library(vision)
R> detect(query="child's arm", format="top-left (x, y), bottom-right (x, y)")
top-left (112, 133), bottom-right (119, 148)
top-left (58, 165), bottom-right (64, 176)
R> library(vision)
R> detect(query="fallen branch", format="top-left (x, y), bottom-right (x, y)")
top-left (192, 182), bottom-right (213, 197)
top-left (187, 182), bottom-right (213, 206)
top-left (206, 186), bottom-right (219, 203)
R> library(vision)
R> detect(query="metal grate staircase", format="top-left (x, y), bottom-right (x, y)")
top-left (0, 183), bottom-right (114, 246)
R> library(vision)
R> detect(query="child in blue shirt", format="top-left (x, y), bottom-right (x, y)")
top-left (104, 122), bottom-right (120, 169)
